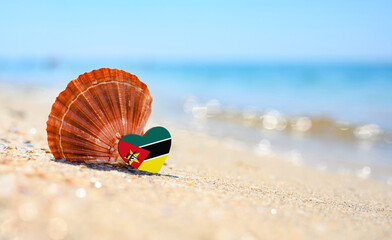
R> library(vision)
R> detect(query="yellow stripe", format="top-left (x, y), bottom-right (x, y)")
top-left (138, 155), bottom-right (168, 173)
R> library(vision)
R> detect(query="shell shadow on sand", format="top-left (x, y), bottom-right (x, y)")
top-left (53, 158), bottom-right (178, 178)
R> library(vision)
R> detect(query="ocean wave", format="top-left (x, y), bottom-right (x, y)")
top-left (184, 97), bottom-right (391, 144)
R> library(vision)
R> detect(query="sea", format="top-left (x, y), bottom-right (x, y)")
top-left (1, 58), bottom-right (392, 183)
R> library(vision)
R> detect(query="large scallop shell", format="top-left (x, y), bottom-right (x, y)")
top-left (46, 68), bottom-right (152, 165)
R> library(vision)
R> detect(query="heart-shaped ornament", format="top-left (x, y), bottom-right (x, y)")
top-left (118, 127), bottom-right (171, 173)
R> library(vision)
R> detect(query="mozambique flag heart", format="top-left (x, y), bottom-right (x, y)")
top-left (118, 127), bottom-right (171, 173)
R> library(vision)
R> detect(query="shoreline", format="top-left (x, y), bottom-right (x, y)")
top-left (0, 86), bottom-right (391, 239)
top-left (1, 82), bottom-right (392, 183)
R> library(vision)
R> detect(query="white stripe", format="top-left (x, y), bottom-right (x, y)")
top-left (142, 154), bottom-right (168, 162)
top-left (139, 137), bottom-right (171, 148)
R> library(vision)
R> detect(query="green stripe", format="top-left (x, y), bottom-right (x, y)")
top-left (121, 127), bottom-right (171, 146)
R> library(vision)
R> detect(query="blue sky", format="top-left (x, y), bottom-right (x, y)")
top-left (1, 0), bottom-right (392, 61)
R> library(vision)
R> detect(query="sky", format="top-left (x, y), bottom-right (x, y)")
top-left (1, 0), bottom-right (392, 62)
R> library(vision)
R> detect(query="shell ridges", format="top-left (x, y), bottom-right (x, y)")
top-left (46, 68), bottom-right (152, 165)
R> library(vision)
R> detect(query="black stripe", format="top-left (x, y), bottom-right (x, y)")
top-left (143, 139), bottom-right (171, 160)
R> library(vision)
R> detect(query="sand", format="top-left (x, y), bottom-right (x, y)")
top-left (0, 85), bottom-right (391, 240)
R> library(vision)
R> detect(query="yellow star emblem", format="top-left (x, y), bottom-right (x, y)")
top-left (125, 150), bottom-right (140, 163)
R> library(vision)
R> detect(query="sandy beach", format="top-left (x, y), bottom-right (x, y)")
top-left (0, 86), bottom-right (391, 240)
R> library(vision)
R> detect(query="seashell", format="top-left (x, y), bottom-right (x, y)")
top-left (46, 68), bottom-right (152, 165)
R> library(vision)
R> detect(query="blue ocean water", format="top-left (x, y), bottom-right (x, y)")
top-left (147, 63), bottom-right (392, 130)
top-left (1, 58), bottom-right (392, 181)
top-left (1, 59), bottom-right (391, 129)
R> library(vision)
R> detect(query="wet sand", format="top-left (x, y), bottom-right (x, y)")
top-left (0, 86), bottom-right (391, 240)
